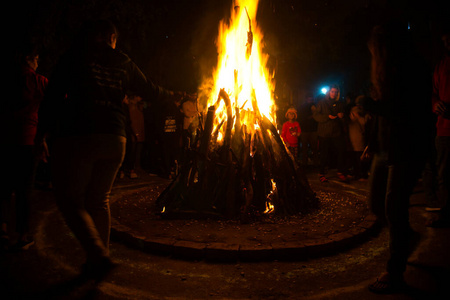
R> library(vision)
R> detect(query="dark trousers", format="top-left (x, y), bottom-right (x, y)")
top-left (318, 136), bottom-right (346, 174)
top-left (369, 152), bottom-right (424, 276)
top-left (51, 134), bottom-right (126, 261)
top-left (0, 145), bottom-right (35, 236)
top-left (300, 131), bottom-right (318, 165)
top-left (436, 136), bottom-right (450, 218)
top-left (122, 140), bottom-right (144, 172)
top-left (348, 151), bottom-right (369, 179)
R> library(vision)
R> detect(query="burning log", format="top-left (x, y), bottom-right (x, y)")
top-left (156, 92), bottom-right (318, 219)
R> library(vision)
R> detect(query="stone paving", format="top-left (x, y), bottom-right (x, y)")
top-left (110, 171), bottom-right (379, 261)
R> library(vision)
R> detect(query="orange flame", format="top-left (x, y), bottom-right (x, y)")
top-left (264, 179), bottom-right (277, 214)
top-left (201, 0), bottom-right (276, 142)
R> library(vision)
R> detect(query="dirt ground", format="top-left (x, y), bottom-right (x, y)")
top-left (110, 181), bottom-right (370, 247)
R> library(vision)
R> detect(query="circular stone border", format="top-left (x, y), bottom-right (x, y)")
top-left (110, 180), bottom-right (379, 262)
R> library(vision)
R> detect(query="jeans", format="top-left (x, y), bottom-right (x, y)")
top-left (51, 134), bottom-right (126, 261)
top-left (369, 152), bottom-right (424, 276)
top-left (436, 136), bottom-right (450, 218)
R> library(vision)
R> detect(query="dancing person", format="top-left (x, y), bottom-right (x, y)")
top-left (36, 19), bottom-right (190, 280)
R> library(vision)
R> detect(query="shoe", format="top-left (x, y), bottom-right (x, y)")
top-left (129, 170), bottom-right (138, 179)
top-left (369, 276), bottom-right (406, 294)
top-left (10, 239), bottom-right (35, 251)
top-left (81, 256), bottom-right (118, 282)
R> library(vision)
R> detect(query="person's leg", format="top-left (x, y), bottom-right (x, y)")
top-left (51, 136), bottom-right (109, 262)
top-left (430, 136), bottom-right (450, 226)
top-left (368, 155), bottom-right (415, 294)
top-left (385, 163), bottom-right (421, 278)
top-left (370, 162), bottom-right (423, 294)
top-left (301, 133), bottom-right (310, 165)
top-left (334, 136), bottom-right (347, 175)
top-left (318, 137), bottom-right (331, 180)
top-left (85, 135), bottom-right (126, 252)
top-left (310, 132), bottom-right (319, 166)
top-left (0, 145), bottom-right (15, 248)
top-left (353, 151), bottom-right (363, 179)
top-left (368, 152), bottom-right (388, 222)
top-left (14, 145), bottom-right (35, 246)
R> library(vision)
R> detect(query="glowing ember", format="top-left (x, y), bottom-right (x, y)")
top-left (200, 0), bottom-right (276, 142)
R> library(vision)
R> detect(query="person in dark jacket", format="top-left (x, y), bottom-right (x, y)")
top-left (365, 21), bottom-right (433, 294)
top-left (36, 19), bottom-right (189, 280)
top-left (313, 84), bottom-right (348, 182)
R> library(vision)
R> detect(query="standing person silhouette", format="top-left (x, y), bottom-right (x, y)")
top-left (313, 84), bottom-right (348, 182)
top-left (365, 21), bottom-right (433, 294)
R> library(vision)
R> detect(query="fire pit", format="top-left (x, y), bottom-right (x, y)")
top-left (157, 0), bottom-right (318, 219)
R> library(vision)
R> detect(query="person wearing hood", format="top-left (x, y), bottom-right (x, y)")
top-left (313, 84), bottom-right (348, 182)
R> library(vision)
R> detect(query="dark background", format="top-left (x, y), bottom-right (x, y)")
top-left (9, 0), bottom-right (450, 106)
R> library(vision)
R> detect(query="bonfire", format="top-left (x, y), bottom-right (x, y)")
top-left (157, 0), bottom-right (318, 219)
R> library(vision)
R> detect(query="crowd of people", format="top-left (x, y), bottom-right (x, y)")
top-left (281, 85), bottom-right (372, 184)
top-left (1, 17), bottom-right (449, 294)
top-left (279, 21), bottom-right (450, 294)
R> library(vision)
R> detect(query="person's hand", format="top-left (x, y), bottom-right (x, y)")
top-left (360, 145), bottom-right (372, 162)
top-left (328, 114), bottom-right (337, 120)
top-left (310, 105), bottom-right (316, 112)
top-left (173, 91), bottom-right (186, 107)
top-left (337, 112), bottom-right (344, 119)
top-left (36, 139), bottom-right (50, 163)
top-left (434, 101), bottom-right (448, 116)
top-left (181, 100), bottom-right (198, 118)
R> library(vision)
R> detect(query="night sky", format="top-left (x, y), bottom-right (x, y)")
top-left (10, 0), bottom-right (449, 103)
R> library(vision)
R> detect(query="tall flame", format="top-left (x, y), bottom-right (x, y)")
top-left (202, 0), bottom-right (276, 139)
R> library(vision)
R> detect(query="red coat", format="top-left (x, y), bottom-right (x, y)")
top-left (281, 121), bottom-right (301, 147)
top-left (6, 66), bottom-right (48, 145)
top-left (432, 55), bottom-right (450, 137)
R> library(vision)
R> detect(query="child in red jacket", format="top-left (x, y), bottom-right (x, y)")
top-left (281, 107), bottom-right (301, 161)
